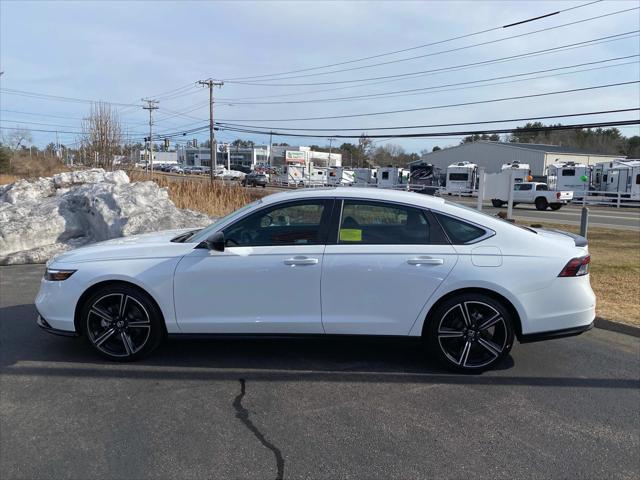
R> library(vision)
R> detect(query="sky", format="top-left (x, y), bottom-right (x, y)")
top-left (1, 0), bottom-right (639, 152)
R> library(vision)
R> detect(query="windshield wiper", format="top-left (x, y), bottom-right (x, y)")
top-left (170, 229), bottom-right (202, 243)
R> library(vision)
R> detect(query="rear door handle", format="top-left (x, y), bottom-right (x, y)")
top-left (284, 256), bottom-right (319, 266)
top-left (407, 257), bottom-right (444, 266)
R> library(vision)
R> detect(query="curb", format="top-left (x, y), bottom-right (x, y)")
top-left (595, 318), bottom-right (640, 338)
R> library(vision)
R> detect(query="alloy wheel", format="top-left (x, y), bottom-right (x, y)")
top-left (437, 301), bottom-right (508, 369)
top-left (86, 293), bottom-right (151, 358)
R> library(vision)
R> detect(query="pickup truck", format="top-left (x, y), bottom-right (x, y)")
top-left (491, 182), bottom-right (573, 211)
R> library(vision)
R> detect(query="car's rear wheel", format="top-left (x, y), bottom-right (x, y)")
top-left (80, 284), bottom-right (164, 361)
top-left (491, 199), bottom-right (504, 207)
top-left (535, 197), bottom-right (549, 211)
top-left (426, 293), bottom-right (515, 373)
top-left (549, 203), bottom-right (562, 211)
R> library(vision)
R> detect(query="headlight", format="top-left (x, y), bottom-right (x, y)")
top-left (44, 268), bottom-right (77, 281)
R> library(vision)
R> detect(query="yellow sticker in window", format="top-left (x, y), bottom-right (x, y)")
top-left (339, 228), bottom-right (362, 242)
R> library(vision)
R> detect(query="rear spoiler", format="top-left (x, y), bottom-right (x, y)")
top-left (546, 229), bottom-right (588, 247)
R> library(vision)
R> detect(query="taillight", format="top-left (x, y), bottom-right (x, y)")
top-left (556, 192), bottom-right (561, 199)
top-left (558, 255), bottom-right (590, 277)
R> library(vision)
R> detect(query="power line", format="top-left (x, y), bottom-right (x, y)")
top-left (225, 6), bottom-right (638, 84)
top-left (0, 88), bottom-right (139, 107)
top-left (215, 56), bottom-right (638, 106)
top-left (223, 31), bottom-right (639, 87)
top-left (216, 81), bottom-right (640, 122)
top-left (223, 0), bottom-right (603, 81)
top-left (216, 119), bottom-right (640, 140)
top-left (216, 108), bottom-right (640, 132)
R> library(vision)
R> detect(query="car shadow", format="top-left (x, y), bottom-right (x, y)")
top-left (2, 303), bottom-right (637, 390)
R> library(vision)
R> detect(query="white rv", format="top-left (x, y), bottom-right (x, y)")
top-left (377, 167), bottom-right (410, 189)
top-left (353, 168), bottom-right (378, 186)
top-left (501, 162), bottom-right (531, 183)
top-left (445, 162), bottom-right (477, 195)
top-left (603, 160), bottom-right (640, 200)
top-left (327, 167), bottom-right (355, 186)
top-left (546, 162), bottom-right (591, 197)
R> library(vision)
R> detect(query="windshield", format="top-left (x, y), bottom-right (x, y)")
top-left (188, 200), bottom-right (262, 243)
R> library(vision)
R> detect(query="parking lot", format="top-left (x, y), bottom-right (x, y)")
top-left (1, 264), bottom-right (639, 479)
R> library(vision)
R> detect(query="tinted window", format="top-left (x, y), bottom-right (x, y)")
top-left (536, 184), bottom-right (548, 191)
top-left (562, 169), bottom-right (576, 176)
top-left (636, 174), bottom-right (640, 185)
top-left (449, 173), bottom-right (469, 181)
top-left (223, 200), bottom-right (329, 246)
top-left (338, 201), bottom-right (441, 245)
top-left (514, 183), bottom-right (532, 191)
top-left (435, 213), bottom-right (487, 244)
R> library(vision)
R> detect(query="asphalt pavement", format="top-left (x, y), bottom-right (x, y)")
top-left (1, 265), bottom-right (639, 479)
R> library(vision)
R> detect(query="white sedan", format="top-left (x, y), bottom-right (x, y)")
top-left (35, 188), bottom-right (595, 372)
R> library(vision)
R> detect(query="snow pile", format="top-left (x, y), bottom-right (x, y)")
top-left (0, 169), bottom-right (211, 265)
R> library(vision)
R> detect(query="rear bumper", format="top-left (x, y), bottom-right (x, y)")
top-left (37, 314), bottom-right (78, 337)
top-left (519, 321), bottom-right (593, 344)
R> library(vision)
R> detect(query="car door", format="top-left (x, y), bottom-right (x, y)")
top-left (321, 199), bottom-right (458, 335)
top-left (174, 199), bottom-right (334, 334)
top-left (513, 183), bottom-right (532, 202)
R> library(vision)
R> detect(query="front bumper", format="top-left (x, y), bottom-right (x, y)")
top-left (37, 314), bottom-right (78, 337)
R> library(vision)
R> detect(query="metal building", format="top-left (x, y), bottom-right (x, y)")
top-left (412, 141), bottom-right (624, 176)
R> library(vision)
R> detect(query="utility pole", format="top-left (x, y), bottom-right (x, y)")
top-left (328, 137), bottom-right (335, 167)
top-left (197, 79), bottom-right (224, 183)
top-left (142, 98), bottom-right (159, 174)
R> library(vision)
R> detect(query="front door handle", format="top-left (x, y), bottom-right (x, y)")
top-left (407, 257), bottom-right (444, 266)
top-left (284, 256), bottom-right (319, 266)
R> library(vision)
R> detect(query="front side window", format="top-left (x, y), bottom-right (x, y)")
top-left (515, 183), bottom-right (532, 191)
top-left (223, 200), bottom-right (330, 247)
top-left (338, 200), bottom-right (441, 245)
top-left (434, 213), bottom-right (488, 244)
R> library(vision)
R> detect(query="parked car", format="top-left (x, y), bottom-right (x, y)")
top-left (241, 172), bottom-right (268, 188)
top-left (169, 165), bottom-right (184, 174)
top-left (491, 182), bottom-right (573, 211)
top-left (35, 188), bottom-right (595, 372)
top-left (185, 166), bottom-right (206, 175)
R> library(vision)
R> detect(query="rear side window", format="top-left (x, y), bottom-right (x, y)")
top-left (338, 200), bottom-right (446, 245)
top-left (536, 184), bottom-right (548, 191)
top-left (435, 213), bottom-right (488, 244)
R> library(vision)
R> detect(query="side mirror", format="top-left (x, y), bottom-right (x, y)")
top-left (205, 231), bottom-right (225, 252)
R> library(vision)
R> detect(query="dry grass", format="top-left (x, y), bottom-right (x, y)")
top-left (128, 170), bottom-right (268, 217)
top-left (3, 153), bottom-right (69, 180)
top-left (524, 221), bottom-right (640, 326)
top-left (0, 174), bottom-right (21, 185)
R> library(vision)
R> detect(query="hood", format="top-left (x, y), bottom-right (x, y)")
top-left (49, 228), bottom-right (198, 265)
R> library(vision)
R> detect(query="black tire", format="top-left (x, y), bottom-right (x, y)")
top-left (549, 203), bottom-right (562, 211)
top-left (491, 199), bottom-right (504, 208)
top-left (535, 197), bottom-right (549, 211)
top-left (425, 293), bottom-right (515, 373)
top-left (80, 284), bottom-right (164, 361)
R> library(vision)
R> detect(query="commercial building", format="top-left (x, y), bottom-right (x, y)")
top-left (413, 141), bottom-right (624, 176)
top-left (178, 145), bottom-right (341, 170)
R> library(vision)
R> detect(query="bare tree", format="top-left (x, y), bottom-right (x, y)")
top-left (81, 102), bottom-right (122, 168)
top-left (4, 126), bottom-right (32, 150)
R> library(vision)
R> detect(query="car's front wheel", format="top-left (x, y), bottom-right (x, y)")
top-left (80, 284), bottom-right (164, 361)
top-left (426, 293), bottom-right (515, 372)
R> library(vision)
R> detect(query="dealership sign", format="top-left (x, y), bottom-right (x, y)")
top-left (285, 151), bottom-right (306, 163)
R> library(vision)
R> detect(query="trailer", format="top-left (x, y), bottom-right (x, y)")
top-left (327, 167), bottom-right (355, 186)
top-left (377, 167), bottom-right (410, 189)
top-left (352, 168), bottom-right (377, 186)
top-left (409, 162), bottom-right (441, 194)
top-left (445, 162), bottom-right (477, 195)
top-left (605, 160), bottom-right (640, 200)
top-left (501, 161), bottom-right (531, 183)
top-left (546, 161), bottom-right (591, 197)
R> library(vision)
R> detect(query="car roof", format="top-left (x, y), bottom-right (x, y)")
top-left (260, 187), bottom-right (446, 208)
